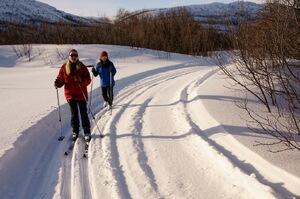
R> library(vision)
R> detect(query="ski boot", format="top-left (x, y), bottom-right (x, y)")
top-left (108, 101), bottom-right (113, 113)
top-left (84, 134), bottom-right (91, 142)
top-left (103, 101), bottom-right (108, 108)
top-left (72, 132), bottom-right (79, 141)
top-left (83, 134), bottom-right (91, 158)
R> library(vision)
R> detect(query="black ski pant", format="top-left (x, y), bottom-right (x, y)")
top-left (101, 86), bottom-right (114, 106)
top-left (68, 99), bottom-right (90, 135)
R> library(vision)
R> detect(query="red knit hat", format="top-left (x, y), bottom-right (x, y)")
top-left (100, 51), bottom-right (108, 58)
top-left (69, 49), bottom-right (78, 56)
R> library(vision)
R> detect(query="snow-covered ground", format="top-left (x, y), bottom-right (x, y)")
top-left (0, 45), bottom-right (299, 199)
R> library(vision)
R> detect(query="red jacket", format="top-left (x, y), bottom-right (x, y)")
top-left (56, 61), bottom-right (91, 101)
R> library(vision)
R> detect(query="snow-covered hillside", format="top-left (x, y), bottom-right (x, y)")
top-left (0, 0), bottom-right (262, 27)
top-left (143, 1), bottom-right (264, 31)
top-left (183, 1), bottom-right (262, 19)
top-left (0, 0), bottom-right (102, 25)
top-left (0, 45), bottom-right (299, 199)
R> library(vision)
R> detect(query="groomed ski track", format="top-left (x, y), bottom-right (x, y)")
top-left (0, 54), bottom-right (299, 199)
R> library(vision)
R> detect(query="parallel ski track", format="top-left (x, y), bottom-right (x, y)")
top-left (87, 67), bottom-right (199, 199)
top-left (2, 57), bottom-right (295, 198)
top-left (87, 67), bottom-right (213, 198)
top-left (62, 63), bottom-right (279, 198)
top-left (58, 67), bottom-right (197, 199)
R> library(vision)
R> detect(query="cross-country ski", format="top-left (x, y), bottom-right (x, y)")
top-left (64, 138), bottom-right (77, 156)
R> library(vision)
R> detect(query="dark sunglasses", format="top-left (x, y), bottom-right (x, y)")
top-left (70, 54), bottom-right (78, 57)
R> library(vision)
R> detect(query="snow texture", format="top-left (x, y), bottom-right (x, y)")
top-left (0, 45), bottom-right (299, 199)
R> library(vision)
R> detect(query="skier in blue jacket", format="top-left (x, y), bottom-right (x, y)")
top-left (92, 51), bottom-right (117, 109)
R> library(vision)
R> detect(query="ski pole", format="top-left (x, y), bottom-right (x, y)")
top-left (56, 88), bottom-right (65, 141)
top-left (78, 84), bottom-right (103, 137)
top-left (88, 74), bottom-right (94, 111)
top-left (109, 66), bottom-right (113, 114)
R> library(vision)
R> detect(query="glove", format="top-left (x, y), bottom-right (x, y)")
top-left (54, 79), bottom-right (64, 88)
top-left (92, 67), bottom-right (98, 77)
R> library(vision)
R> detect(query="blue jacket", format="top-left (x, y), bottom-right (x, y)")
top-left (94, 60), bottom-right (117, 87)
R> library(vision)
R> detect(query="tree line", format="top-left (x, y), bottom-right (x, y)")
top-left (0, 8), bottom-right (231, 56)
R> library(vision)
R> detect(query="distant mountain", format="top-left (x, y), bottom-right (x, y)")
top-left (0, 0), bottom-right (106, 25)
top-left (135, 1), bottom-right (264, 31)
top-left (186, 1), bottom-right (264, 30)
top-left (0, 0), bottom-right (263, 31)
top-left (167, 1), bottom-right (262, 19)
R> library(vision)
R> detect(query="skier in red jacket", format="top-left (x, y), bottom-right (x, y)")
top-left (54, 49), bottom-right (91, 141)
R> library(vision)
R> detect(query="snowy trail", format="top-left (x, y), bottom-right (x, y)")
top-left (60, 140), bottom-right (72, 199)
top-left (0, 113), bottom-right (73, 199)
top-left (1, 45), bottom-right (299, 199)
top-left (70, 137), bottom-right (93, 199)
top-left (87, 68), bottom-right (197, 199)
top-left (136, 69), bottom-right (273, 198)
top-left (87, 65), bottom-right (276, 198)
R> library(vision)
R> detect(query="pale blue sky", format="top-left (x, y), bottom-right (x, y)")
top-left (39, 0), bottom-right (257, 17)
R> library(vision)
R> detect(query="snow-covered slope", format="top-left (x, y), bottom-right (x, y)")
top-left (155, 1), bottom-right (263, 20)
top-left (140, 1), bottom-right (263, 31)
top-left (188, 1), bottom-right (263, 30)
top-left (0, 0), bottom-right (101, 25)
top-left (186, 1), bottom-right (261, 19)
top-left (0, 45), bottom-right (299, 198)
